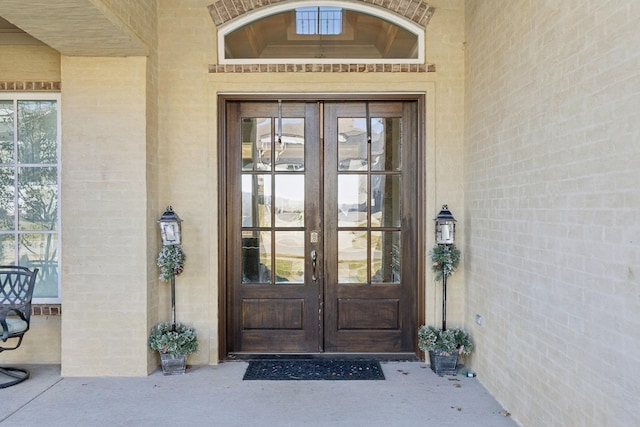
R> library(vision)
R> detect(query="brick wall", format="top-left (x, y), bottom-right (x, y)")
top-left (207, 0), bottom-right (435, 27)
top-left (60, 56), bottom-right (151, 376)
top-left (157, 0), bottom-right (466, 366)
top-left (0, 45), bottom-right (62, 364)
top-left (0, 45), bottom-right (60, 81)
top-left (464, 1), bottom-right (640, 425)
top-left (3, 0), bottom-right (466, 372)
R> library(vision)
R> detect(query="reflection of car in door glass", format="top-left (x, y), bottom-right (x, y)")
top-left (274, 163), bottom-right (304, 171)
top-left (338, 158), bottom-right (368, 171)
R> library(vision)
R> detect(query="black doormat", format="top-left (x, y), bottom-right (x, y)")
top-left (243, 359), bottom-right (385, 380)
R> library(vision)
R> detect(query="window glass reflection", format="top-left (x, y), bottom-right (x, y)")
top-left (224, 9), bottom-right (419, 60)
top-left (371, 175), bottom-right (401, 227)
top-left (274, 118), bottom-right (304, 172)
top-left (242, 117), bottom-right (272, 171)
top-left (274, 231), bottom-right (305, 283)
top-left (371, 117), bottom-right (401, 171)
top-left (275, 175), bottom-right (304, 227)
top-left (338, 174), bottom-right (368, 226)
top-left (241, 231), bottom-right (272, 284)
top-left (338, 117), bottom-right (367, 171)
top-left (242, 174), bottom-right (271, 227)
top-left (371, 231), bottom-right (400, 283)
top-left (338, 230), bottom-right (367, 283)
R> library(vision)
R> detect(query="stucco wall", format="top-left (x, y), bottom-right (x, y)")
top-left (464, 1), bottom-right (640, 426)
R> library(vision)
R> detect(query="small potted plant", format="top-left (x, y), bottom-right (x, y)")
top-left (418, 325), bottom-right (473, 375)
top-left (148, 322), bottom-right (198, 375)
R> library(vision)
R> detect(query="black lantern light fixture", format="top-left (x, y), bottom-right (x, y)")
top-left (158, 206), bottom-right (184, 329)
top-left (435, 205), bottom-right (456, 245)
top-left (158, 206), bottom-right (183, 246)
top-left (434, 204), bottom-right (457, 331)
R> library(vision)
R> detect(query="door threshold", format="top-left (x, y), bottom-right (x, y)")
top-left (227, 352), bottom-right (419, 361)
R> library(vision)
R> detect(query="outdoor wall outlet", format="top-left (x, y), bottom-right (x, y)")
top-left (475, 314), bottom-right (483, 326)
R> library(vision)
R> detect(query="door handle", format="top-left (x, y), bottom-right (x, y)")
top-left (311, 249), bottom-right (317, 281)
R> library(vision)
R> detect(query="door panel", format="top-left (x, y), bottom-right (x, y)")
top-left (228, 101), bottom-right (321, 353)
top-left (225, 99), bottom-right (418, 355)
top-left (323, 102), bottom-right (417, 352)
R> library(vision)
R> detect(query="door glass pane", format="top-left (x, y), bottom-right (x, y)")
top-left (242, 117), bottom-right (272, 171)
top-left (241, 231), bottom-right (272, 283)
top-left (274, 118), bottom-right (304, 171)
top-left (338, 174), bottom-right (368, 226)
top-left (371, 231), bottom-right (400, 283)
top-left (0, 101), bottom-right (14, 163)
top-left (275, 231), bottom-right (304, 283)
top-left (338, 230), bottom-right (367, 283)
top-left (371, 117), bottom-right (401, 171)
top-left (242, 174), bottom-right (271, 227)
top-left (275, 175), bottom-right (304, 227)
top-left (338, 118), bottom-right (367, 171)
top-left (371, 175), bottom-right (401, 227)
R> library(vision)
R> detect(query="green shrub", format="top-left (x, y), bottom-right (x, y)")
top-left (148, 322), bottom-right (198, 356)
top-left (418, 325), bottom-right (473, 356)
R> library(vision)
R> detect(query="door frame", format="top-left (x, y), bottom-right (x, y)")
top-left (217, 93), bottom-right (426, 360)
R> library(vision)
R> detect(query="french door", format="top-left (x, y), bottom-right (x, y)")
top-left (223, 98), bottom-right (421, 355)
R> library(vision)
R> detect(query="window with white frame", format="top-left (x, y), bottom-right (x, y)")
top-left (220, 3), bottom-right (424, 64)
top-left (0, 94), bottom-right (61, 302)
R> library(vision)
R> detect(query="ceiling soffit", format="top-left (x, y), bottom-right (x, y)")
top-left (0, 0), bottom-right (147, 56)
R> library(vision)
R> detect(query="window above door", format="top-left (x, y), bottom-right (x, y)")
top-left (217, 1), bottom-right (425, 64)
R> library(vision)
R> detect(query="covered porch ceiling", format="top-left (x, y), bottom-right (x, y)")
top-left (0, 0), bottom-right (147, 56)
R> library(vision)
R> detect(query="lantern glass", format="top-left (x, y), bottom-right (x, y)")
top-left (434, 205), bottom-right (456, 244)
top-left (436, 221), bottom-right (455, 244)
top-left (158, 206), bottom-right (183, 246)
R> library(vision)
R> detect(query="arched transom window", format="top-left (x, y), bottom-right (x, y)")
top-left (217, 1), bottom-right (425, 64)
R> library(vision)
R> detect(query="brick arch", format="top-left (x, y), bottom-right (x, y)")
top-left (208, 0), bottom-right (435, 28)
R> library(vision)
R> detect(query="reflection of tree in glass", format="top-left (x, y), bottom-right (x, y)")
top-left (0, 101), bottom-right (58, 289)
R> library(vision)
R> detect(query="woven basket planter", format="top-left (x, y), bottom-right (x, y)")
top-left (428, 350), bottom-right (459, 375)
top-left (159, 353), bottom-right (187, 375)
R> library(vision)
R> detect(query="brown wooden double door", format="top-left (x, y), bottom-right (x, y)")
top-left (224, 99), bottom-right (420, 355)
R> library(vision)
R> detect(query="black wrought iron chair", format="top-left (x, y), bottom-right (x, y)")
top-left (0, 265), bottom-right (38, 388)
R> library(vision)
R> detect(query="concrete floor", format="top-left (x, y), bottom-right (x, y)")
top-left (0, 361), bottom-right (519, 427)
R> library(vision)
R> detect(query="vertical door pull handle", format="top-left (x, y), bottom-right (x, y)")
top-left (311, 249), bottom-right (317, 281)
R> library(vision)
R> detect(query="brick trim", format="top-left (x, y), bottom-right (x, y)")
top-left (209, 63), bottom-right (436, 73)
top-left (0, 81), bottom-right (61, 91)
top-left (32, 304), bottom-right (62, 316)
top-left (208, 0), bottom-right (435, 27)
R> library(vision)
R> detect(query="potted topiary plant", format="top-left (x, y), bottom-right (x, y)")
top-left (148, 321), bottom-right (198, 375)
top-left (418, 325), bottom-right (473, 375)
top-left (419, 241), bottom-right (472, 375)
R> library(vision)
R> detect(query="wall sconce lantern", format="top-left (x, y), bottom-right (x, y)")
top-left (158, 206), bottom-right (183, 246)
top-left (435, 205), bottom-right (456, 245)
